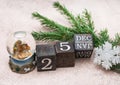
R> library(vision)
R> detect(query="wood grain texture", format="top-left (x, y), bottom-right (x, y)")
top-left (55, 42), bottom-right (75, 67)
top-left (36, 44), bottom-right (56, 71)
top-left (74, 34), bottom-right (93, 58)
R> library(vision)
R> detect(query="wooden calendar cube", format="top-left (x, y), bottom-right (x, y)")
top-left (74, 34), bottom-right (94, 58)
top-left (36, 44), bottom-right (56, 71)
top-left (55, 42), bottom-right (75, 67)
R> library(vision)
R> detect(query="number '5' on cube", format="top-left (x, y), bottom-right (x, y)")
top-left (74, 34), bottom-right (94, 58)
top-left (36, 44), bottom-right (56, 71)
top-left (55, 42), bottom-right (75, 67)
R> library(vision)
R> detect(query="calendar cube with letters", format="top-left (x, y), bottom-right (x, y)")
top-left (36, 44), bottom-right (56, 71)
top-left (55, 42), bottom-right (75, 67)
top-left (74, 34), bottom-right (94, 58)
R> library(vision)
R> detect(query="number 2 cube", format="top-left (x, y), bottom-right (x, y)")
top-left (36, 44), bottom-right (56, 71)
top-left (74, 34), bottom-right (94, 58)
top-left (55, 42), bottom-right (75, 67)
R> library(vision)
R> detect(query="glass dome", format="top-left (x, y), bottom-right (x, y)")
top-left (7, 31), bottom-right (36, 60)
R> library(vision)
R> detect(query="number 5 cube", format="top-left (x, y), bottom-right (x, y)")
top-left (55, 42), bottom-right (75, 67)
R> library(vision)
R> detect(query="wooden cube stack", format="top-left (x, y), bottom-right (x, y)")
top-left (35, 34), bottom-right (94, 72)
top-left (74, 34), bottom-right (94, 58)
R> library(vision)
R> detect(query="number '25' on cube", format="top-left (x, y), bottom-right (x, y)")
top-left (74, 34), bottom-right (94, 58)
top-left (55, 42), bottom-right (75, 67)
top-left (36, 44), bottom-right (56, 71)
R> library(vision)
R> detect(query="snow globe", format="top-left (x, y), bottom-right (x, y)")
top-left (7, 31), bottom-right (36, 74)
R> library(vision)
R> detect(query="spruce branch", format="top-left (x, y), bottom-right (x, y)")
top-left (110, 33), bottom-right (120, 46)
top-left (53, 1), bottom-right (79, 28)
top-left (32, 31), bottom-right (62, 41)
top-left (98, 29), bottom-right (109, 46)
top-left (32, 12), bottom-right (77, 33)
top-left (32, 30), bottom-right (74, 41)
top-left (32, 12), bottom-right (65, 32)
top-left (32, 1), bottom-right (110, 47)
top-left (83, 9), bottom-right (94, 30)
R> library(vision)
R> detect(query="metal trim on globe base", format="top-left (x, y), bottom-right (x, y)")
top-left (9, 54), bottom-right (36, 74)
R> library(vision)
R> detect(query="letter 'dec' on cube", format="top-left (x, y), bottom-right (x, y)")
top-left (74, 34), bottom-right (94, 58)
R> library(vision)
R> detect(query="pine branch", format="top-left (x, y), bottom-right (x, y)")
top-left (53, 1), bottom-right (79, 28)
top-left (98, 29), bottom-right (109, 46)
top-left (32, 30), bottom-right (74, 41)
top-left (111, 33), bottom-right (120, 46)
top-left (111, 64), bottom-right (120, 73)
top-left (75, 13), bottom-right (100, 47)
top-left (53, 2), bottom-right (94, 30)
top-left (32, 12), bottom-right (64, 32)
top-left (75, 15), bottom-right (91, 33)
top-left (32, 1), bottom-right (110, 47)
top-left (75, 10), bottom-right (95, 32)
top-left (83, 9), bottom-right (94, 30)
top-left (32, 12), bottom-right (77, 33)
top-left (32, 31), bottom-right (62, 41)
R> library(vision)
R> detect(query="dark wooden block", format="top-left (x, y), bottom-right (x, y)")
top-left (74, 34), bottom-right (94, 58)
top-left (55, 42), bottom-right (75, 67)
top-left (36, 44), bottom-right (56, 71)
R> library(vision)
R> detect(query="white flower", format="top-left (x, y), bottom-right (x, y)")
top-left (101, 61), bottom-right (112, 70)
top-left (111, 56), bottom-right (120, 65)
top-left (102, 42), bottom-right (112, 51)
top-left (94, 42), bottom-right (120, 70)
top-left (94, 56), bottom-right (102, 65)
top-left (101, 53), bottom-right (112, 62)
top-left (94, 48), bottom-right (103, 65)
top-left (113, 46), bottom-right (120, 54)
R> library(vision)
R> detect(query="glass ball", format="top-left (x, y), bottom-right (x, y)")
top-left (7, 31), bottom-right (36, 60)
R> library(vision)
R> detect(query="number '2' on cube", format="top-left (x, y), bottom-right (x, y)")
top-left (36, 44), bottom-right (56, 71)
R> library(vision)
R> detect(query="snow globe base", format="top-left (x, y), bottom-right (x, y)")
top-left (9, 54), bottom-right (36, 74)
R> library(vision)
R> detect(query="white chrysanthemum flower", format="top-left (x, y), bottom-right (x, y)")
top-left (94, 56), bottom-right (102, 65)
top-left (111, 56), bottom-right (120, 65)
top-left (94, 42), bottom-right (120, 70)
top-left (94, 48), bottom-right (103, 65)
top-left (113, 46), bottom-right (120, 54)
top-left (101, 61), bottom-right (112, 70)
top-left (102, 42), bottom-right (112, 51)
top-left (103, 53), bottom-right (113, 62)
